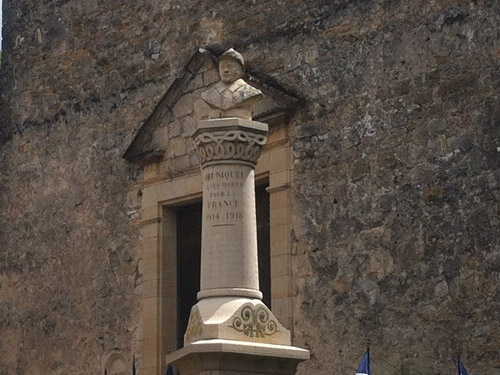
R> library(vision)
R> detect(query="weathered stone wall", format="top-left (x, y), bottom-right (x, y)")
top-left (1, 0), bottom-right (499, 374)
top-left (288, 2), bottom-right (500, 375)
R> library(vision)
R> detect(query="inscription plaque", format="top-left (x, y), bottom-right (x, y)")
top-left (200, 164), bottom-right (259, 293)
top-left (205, 169), bottom-right (244, 225)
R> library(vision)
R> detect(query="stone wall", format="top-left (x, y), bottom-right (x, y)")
top-left (1, 1), bottom-right (499, 374)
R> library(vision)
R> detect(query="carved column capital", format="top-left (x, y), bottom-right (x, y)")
top-left (192, 118), bottom-right (268, 168)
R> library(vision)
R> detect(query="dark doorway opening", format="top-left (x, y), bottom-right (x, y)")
top-left (176, 202), bottom-right (202, 349)
top-left (256, 183), bottom-right (271, 309)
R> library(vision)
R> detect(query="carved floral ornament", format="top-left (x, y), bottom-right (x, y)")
top-left (229, 305), bottom-right (279, 338)
top-left (193, 129), bottom-right (267, 167)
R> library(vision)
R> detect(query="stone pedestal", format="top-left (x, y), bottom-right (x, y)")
top-left (184, 298), bottom-right (290, 346)
top-left (167, 340), bottom-right (309, 375)
top-left (166, 117), bottom-right (309, 375)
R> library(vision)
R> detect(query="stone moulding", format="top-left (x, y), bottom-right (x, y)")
top-left (166, 339), bottom-right (310, 375)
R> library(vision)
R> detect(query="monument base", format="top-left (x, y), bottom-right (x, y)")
top-left (184, 298), bottom-right (291, 346)
top-left (166, 339), bottom-right (310, 375)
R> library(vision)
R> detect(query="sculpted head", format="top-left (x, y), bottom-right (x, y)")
top-left (196, 48), bottom-right (262, 120)
top-left (218, 48), bottom-right (245, 84)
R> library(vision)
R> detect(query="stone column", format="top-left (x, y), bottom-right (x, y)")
top-left (183, 117), bottom-right (291, 346)
top-left (166, 116), bottom-right (309, 375)
top-left (194, 118), bottom-right (267, 301)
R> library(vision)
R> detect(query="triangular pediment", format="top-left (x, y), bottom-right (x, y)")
top-left (123, 48), bottom-right (300, 166)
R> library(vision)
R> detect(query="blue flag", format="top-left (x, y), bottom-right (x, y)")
top-left (356, 351), bottom-right (371, 375)
top-left (458, 357), bottom-right (468, 375)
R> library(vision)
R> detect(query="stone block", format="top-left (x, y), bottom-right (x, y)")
top-left (126, 188), bottom-right (142, 209)
top-left (162, 72), bottom-right (194, 109)
top-left (152, 126), bottom-right (169, 149)
top-left (189, 154), bottom-right (200, 168)
top-left (268, 128), bottom-right (287, 144)
top-left (185, 51), bottom-right (207, 74)
top-left (203, 69), bottom-right (220, 86)
top-left (269, 189), bottom-right (290, 210)
top-left (168, 137), bottom-right (187, 157)
top-left (271, 254), bottom-right (291, 278)
top-left (270, 206), bottom-right (289, 226)
top-left (186, 74), bottom-right (204, 92)
top-left (272, 275), bottom-right (291, 299)
top-left (142, 278), bottom-right (160, 298)
top-left (185, 136), bottom-right (195, 154)
top-left (172, 155), bottom-right (191, 172)
top-left (270, 239), bottom-right (290, 257)
top-left (141, 337), bottom-right (160, 368)
top-left (144, 163), bottom-right (160, 181)
top-left (183, 174), bottom-right (202, 195)
top-left (180, 115), bottom-right (196, 137)
top-left (255, 150), bottom-right (270, 175)
top-left (270, 297), bottom-right (292, 329)
top-left (141, 233), bottom-right (159, 249)
top-left (142, 307), bottom-right (161, 339)
top-left (160, 178), bottom-right (187, 201)
top-left (271, 224), bottom-right (290, 256)
top-left (142, 298), bottom-right (159, 335)
top-left (141, 256), bottom-right (160, 281)
top-left (269, 147), bottom-right (290, 173)
top-left (160, 273), bottom-right (177, 294)
top-left (141, 222), bottom-right (160, 240)
top-left (269, 170), bottom-right (290, 190)
top-left (173, 93), bottom-right (195, 118)
top-left (142, 184), bottom-right (162, 208)
top-left (142, 206), bottom-right (160, 221)
top-left (168, 119), bottom-right (182, 138)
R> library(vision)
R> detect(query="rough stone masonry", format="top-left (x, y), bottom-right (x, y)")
top-left (0, 1), bottom-right (499, 375)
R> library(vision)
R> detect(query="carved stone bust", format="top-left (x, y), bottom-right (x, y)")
top-left (195, 48), bottom-right (263, 121)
